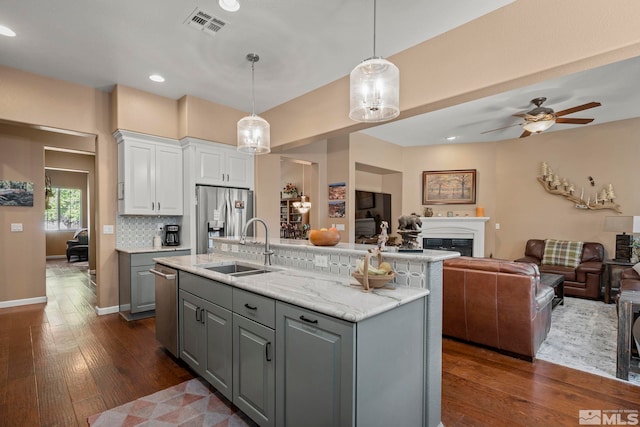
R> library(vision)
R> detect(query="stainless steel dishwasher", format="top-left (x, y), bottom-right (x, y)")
top-left (150, 264), bottom-right (178, 357)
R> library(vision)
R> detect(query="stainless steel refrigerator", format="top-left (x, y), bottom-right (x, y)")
top-left (196, 185), bottom-right (254, 254)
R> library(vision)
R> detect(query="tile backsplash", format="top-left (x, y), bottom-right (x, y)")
top-left (116, 215), bottom-right (181, 248)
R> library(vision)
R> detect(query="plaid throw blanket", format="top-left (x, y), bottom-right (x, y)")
top-left (542, 239), bottom-right (584, 268)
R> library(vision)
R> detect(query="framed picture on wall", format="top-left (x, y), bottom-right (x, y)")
top-left (0, 180), bottom-right (34, 207)
top-left (422, 169), bottom-right (476, 205)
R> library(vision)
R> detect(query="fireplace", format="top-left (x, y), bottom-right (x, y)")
top-left (419, 217), bottom-right (489, 257)
top-left (423, 238), bottom-right (473, 257)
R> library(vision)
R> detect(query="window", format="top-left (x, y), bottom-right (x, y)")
top-left (45, 187), bottom-right (82, 230)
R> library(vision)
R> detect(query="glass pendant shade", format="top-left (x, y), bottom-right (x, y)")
top-left (237, 53), bottom-right (270, 154)
top-left (237, 114), bottom-right (270, 154)
top-left (349, 57), bottom-right (400, 122)
top-left (523, 119), bottom-right (555, 133)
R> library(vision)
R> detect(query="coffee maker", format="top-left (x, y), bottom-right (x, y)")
top-left (164, 224), bottom-right (180, 246)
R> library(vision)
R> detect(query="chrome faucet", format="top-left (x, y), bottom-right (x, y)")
top-left (240, 217), bottom-right (274, 266)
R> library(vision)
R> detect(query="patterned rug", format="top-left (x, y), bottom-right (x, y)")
top-left (88, 378), bottom-right (257, 426)
top-left (536, 296), bottom-right (640, 386)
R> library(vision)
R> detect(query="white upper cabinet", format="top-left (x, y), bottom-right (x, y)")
top-left (192, 140), bottom-right (254, 189)
top-left (115, 130), bottom-right (183, 215)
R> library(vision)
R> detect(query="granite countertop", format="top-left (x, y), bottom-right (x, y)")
top-left (116, 246), bottom-right (191, 254)
top-left (155, 253), bottom-right (430, 323)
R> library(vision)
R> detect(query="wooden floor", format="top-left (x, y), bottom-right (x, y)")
top-left (0, 260), bottom-right (639, 426)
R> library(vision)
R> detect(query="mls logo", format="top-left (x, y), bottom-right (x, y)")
top-left (580, 410), bottom-right (601, 425)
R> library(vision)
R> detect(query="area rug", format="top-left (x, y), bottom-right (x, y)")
top-left (88, 378), bottom-right (257, 426)
top-left (536, 296), bottom-right (640, 386)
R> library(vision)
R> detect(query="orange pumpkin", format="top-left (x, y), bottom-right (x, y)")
top-left (309, 228), bottom-right (341, 246)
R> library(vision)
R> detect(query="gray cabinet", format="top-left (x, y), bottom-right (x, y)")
top-left (233, 313), bottom-right (275, 427)
top-left (276, 298), bottom-right (428, 427)
top-left (276, 302), bottom-right (354, 427)
top-left (179, 271), bottom-right (233, 401)
top-left (118, 250), bottom-right (189, 320)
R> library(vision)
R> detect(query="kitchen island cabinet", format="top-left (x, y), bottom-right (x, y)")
top-left (157, 241), bottom-right (455, 427)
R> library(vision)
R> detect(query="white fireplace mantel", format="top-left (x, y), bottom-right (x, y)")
top-left (419, 217), bottom-right (489, 257)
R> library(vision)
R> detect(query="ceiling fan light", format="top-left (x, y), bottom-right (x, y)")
top-left (237, 114), bottom-right (270, 154)
top-left (293, 195), bottom-right (311, 214)
top-left (350, 57), bottom-right (400, 122)
top-left (218, 0), bottom-right (240, 12)
top-left (523, 119), bottom-right (555, 133)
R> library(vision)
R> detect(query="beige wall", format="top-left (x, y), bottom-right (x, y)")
top-left (3, 0), bottom-right (640, 308)
top-left (397, 117), bottom-right (640, 259)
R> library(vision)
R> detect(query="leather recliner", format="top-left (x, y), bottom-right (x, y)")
top-left (515, 239), bottom-right (604, 299)
top-left (443, 257), bottom-right (555, 361)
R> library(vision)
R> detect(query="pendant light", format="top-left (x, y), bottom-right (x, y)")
top-left (237, 53), bottom-right (271, 154)
top-left (293, 163), bottom-right (311, 214)
top-left (349, 0), bottom-right (399, 123)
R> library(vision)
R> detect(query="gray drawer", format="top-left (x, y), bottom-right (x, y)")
top-left (131, 250), bottom-right (189, 267)
top-left (179, 271), bottom-right (232, 310)
top-left (233, 288), bottom-right (275, 329)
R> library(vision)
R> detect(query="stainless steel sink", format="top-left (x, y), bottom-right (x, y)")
top-left (195, 261), bottom-right (274, 277)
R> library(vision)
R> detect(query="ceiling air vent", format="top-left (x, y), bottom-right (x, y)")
top-left (184, 7), bottom-right (228, 37)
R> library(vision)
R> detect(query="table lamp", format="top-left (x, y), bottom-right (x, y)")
top-left (604, 216), bottom-right (634, 262)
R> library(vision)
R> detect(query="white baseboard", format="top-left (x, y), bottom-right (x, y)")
top-left (94, 305), bottom-right (119, 316)
top-left (0, 296), bottom-right (48, 308)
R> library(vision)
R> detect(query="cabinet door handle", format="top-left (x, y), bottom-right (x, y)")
top-left (266, 342), bottom-right (272, 362)
top-left (226, 173), bottom-right (229, 181)
top-left (200, 308), bottom-right (206, 324)
top-left (299, 315), bottom-right (318, 324)
top-left (158, 202), bottom-right (160, 211)
top-left (152, 202), bottom-right (155, 210)
top-left (244, 303), bottom-right (257, 310)
top-left (195, 306), bottom-right (201, 322)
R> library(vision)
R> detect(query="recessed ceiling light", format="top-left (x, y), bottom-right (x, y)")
top-left (219, 0), bottom-right (240, 12)
top-left (149, 74), bottom-right (165, 83)
top-left (445, 136), bottom-right (457, 141)
top-left (0, 25), bottom-right (16, 37)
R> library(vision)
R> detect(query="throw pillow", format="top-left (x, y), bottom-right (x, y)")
top-left (633, 262), bottom-right (640, 276)
top-left (541, 239), bottom-right (584, 268)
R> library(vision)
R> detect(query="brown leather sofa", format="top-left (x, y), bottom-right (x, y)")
top-left (514, 239), bottom-right (604, 299)
top-left (443, 257), bottom-right (555, 360)
top-left (615, 268), bottom-right (640, 305)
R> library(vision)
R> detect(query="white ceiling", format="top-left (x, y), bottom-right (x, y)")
top-left (2, 0), bottom-right (638, 147)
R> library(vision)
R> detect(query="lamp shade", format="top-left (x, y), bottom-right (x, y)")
top-left (522, 119), bottom-right (555, 133)
top-left (237, 115), bottom-right (270, 154)
top-left (349, 57), bottom-right (399, 123)
top-left (604, 216), bottom-right (633, 233)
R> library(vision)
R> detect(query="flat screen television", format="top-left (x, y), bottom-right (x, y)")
top-left (354, 190), bottom-right (392, 237)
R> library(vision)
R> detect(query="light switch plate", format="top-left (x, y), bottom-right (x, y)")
top-left (10, 223), bottom-right (23, 232)
top-left (103, 225), bottom-right (114, 234)
top-left (336, 224), bottom-right (345, 231)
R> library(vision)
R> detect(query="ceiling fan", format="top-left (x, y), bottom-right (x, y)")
top-left (483, 97), bottom-right (602, 138)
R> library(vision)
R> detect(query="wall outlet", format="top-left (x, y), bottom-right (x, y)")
top-left (220, 243), bottom-right (229, 252)
top-left (157, 223), bottom-right (164, 232)
top-left (231, 245), bottom-right (239, 253)
top-left (10, 223), bottom-right (23, 232)
top-left (495, 223), bottom-right (500, 230)
top-left (314, 255), bottom-right (328, 268)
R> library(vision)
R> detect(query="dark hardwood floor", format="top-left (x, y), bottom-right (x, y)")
top-left (1, 260), bottom-right (638, 426)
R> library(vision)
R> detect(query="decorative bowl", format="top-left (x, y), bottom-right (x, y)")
top-left (309, 228), bottom-right (340, 246)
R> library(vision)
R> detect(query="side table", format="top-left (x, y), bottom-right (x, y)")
top-left (604, 259), bottom-right (635, 304)
top-left (616, 291), bottom-right (640, 380)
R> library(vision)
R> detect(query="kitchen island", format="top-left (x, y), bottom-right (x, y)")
top-left (155, 239), bottom-right (455, 427)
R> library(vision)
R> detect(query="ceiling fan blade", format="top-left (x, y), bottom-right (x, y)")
top-left (555, 117), bottom-right (594, 125)
top-left (481, 123), bottom-right (521, 134)
top-left (519, 130), bottom-right (532, 138)
top-left (512, 113), bottom-right (536, 119)
top-left (555, 102), bottom-right (601, 117)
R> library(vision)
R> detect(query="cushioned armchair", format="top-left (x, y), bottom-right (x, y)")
top-left (443, 257), bottom-right (555, 360)
top-left (66, 228), bottom-right (89, 262)
top-left (515, 239), bottom-right (604, 300)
